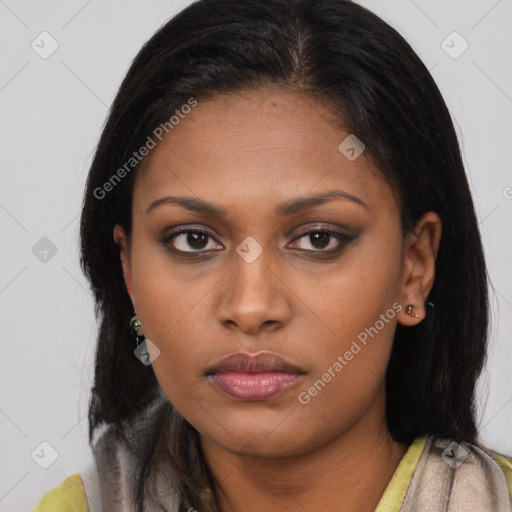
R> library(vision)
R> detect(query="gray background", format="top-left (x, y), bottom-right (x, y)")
top-left (1, 1), bottom-right (511, 510)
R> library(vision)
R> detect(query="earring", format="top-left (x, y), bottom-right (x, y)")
top-left (406, 303), bottom-right (420, 317)
top-left (130, 308), bottom-right (145, 346)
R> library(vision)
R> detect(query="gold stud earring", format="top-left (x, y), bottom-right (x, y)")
top-left (406, 304), bottom-right (420, 317)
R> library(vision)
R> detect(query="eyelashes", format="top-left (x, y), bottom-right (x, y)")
top-left (159, 225), bottom-right (356, 257)
top-left (162, 228), bottom-right (222, 253)
top-left (289, 227), bottom-right (354, 253)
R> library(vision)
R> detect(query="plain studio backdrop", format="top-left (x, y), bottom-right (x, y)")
top-left (1, 1), bottom-right (511, 510)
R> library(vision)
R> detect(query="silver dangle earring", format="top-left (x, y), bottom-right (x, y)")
top-left (130, 308), bottom-right (145, 346)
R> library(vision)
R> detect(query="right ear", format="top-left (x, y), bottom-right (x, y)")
top-left (113, 224), bottom-right (135, 303)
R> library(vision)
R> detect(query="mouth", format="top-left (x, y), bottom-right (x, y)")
top-left (205, 351), bottom-right (306, 401)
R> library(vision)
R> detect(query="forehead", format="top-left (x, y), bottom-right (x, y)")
top-left (133, 89), bottom-right (395, 219)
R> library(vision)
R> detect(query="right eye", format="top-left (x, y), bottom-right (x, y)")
top-left (161, 228), bottom-right (224, 254)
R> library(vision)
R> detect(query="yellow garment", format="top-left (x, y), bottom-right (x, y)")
top-left (491, 451), bottom-right (512, 505)
top-left (32, 436), bottom-right (512, 512)
top-left (375, 435), bottom-right (427, 511)
top-left (33, 472), bottom-right (88, 512)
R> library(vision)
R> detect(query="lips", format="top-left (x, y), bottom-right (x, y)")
top-left (206, 352), bottom-right (305, 401)
top-left (206, 351), bottom-right (304, 374)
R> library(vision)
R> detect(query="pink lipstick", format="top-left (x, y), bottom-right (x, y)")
top-left (206, 352), bottom-right (305, 401)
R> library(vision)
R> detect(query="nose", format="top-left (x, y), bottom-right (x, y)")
top-left (215, 247), bottom-right (292, 335)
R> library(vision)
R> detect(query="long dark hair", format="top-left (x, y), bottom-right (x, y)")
top-left (79, 0), bottom-right (491, 510)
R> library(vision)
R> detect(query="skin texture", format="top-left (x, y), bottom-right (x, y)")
top-left (113, 88), bottom-right (442, 512)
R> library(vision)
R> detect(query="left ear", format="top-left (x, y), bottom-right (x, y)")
top-left (397, 211), bottom-right (442, 326)
top-left (113, 224), bottom-right (135, 304)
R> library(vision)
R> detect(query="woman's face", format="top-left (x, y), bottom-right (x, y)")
top-left (114, 88), bottom-right (440, 458)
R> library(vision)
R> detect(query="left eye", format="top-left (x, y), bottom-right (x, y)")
top-left (289, 229), bottom-right (351, 251)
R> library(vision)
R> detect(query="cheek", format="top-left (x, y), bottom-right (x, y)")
top-left (129, 246), bottom-right (221, 383)
top-left (299, 234), bottom-right (402, 393)
top-left (129, 246), bottom-right (184, 344)
top-left (311, 238), bottom-right (402, 340)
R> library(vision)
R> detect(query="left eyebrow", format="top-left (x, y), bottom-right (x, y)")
top-left (275, 189), bottom-right (368, 216)
top-left (145, 189), bottom-right (368, 218)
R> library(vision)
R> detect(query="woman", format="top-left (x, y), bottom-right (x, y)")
top-left (33, 0), bottom-right (512, 511)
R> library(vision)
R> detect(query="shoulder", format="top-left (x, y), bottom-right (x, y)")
top-left (400, 435), bottom-right (512, 511)
top-left (33, 473), bottom-right (89, 512)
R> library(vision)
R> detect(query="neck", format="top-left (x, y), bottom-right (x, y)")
top-left (200, 391), bottom-right (409, 512)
